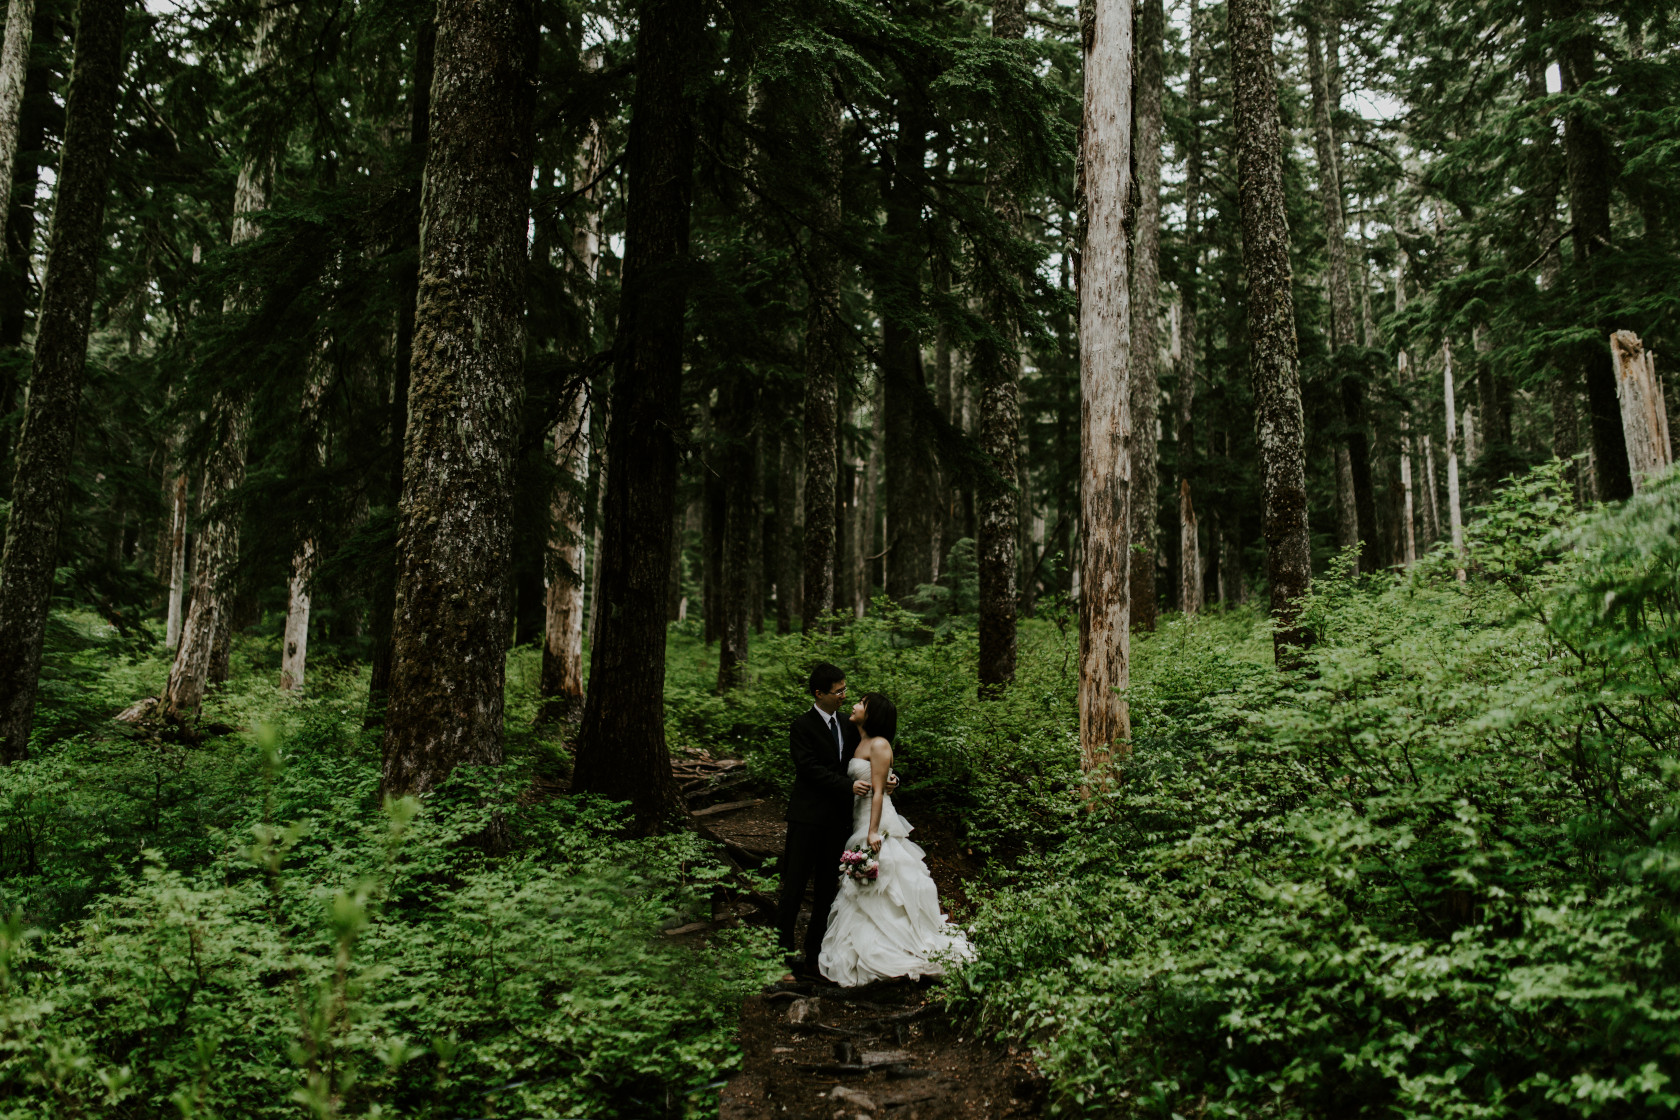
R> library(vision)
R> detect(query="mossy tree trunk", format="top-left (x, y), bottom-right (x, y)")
top-left (0, 0), bottom-right (125, 761)
top-left (0, 0), bottom-right (51, 481)
top-left (1229, 0), bottom-right (1311, 662)
top-left (378, 0), bottom-right (536, 797)
top-left (570, 0), bottom-right (699, 830)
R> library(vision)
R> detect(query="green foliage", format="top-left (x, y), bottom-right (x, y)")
top-left (951, 464), bottom-right (1680, 1118)
top-left (0, 663), bottom-right (776, 1119)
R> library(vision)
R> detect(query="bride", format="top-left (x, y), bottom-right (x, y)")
top-left (818, 692), bottom-right (973, 986)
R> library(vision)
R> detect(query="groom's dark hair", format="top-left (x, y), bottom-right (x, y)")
top-left (807, 662), bottom-right (845, 698)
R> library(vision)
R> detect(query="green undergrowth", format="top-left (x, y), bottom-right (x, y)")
top-left (0, 635), bottom-right (776, 1118)
top-left (949, 461), bottom-right (1680, 1119)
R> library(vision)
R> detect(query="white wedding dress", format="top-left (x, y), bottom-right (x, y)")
top-left (818, 758), bottom-right (974, 986)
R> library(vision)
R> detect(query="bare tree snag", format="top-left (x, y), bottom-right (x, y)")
top-left (1077, 0), bottom-right (1134, 774)
top-left (379, 0), bottom-right (537, 797)
top-left (571, 0), bottom-right (699, 830)
top-left (1443, 337), bottom-right (1466, 580)
top-left (0, 0), bottom-right (126, 761)
top-left (1230, 0), bottom-right (1311, 662)
top-left (1611, 331), bottom-right (1673, 490)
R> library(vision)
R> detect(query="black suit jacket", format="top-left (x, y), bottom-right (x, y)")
top-left (786, 707), bottom-right (860, 825)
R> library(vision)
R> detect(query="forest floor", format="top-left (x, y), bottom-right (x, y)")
top-left (672, 749), bottom-right (1048, 1120)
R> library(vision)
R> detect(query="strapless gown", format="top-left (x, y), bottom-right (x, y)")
top-left (817, 758), bottom-right (974, 986)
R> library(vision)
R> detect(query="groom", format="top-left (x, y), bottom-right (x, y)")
top-left (777, 662), bottom-right (887, 979)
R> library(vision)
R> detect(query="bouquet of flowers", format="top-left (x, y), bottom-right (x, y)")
top-left (839, 841), bottom-right (883, 883)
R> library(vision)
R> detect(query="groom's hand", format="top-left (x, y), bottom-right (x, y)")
top-left (851, 773), bottom-right (900, 796)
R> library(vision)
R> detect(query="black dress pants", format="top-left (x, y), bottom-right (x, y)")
top-left (778, 817), bottom-right (852, 969)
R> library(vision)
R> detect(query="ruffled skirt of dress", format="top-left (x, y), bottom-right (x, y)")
top-left (817, 796), bottom-right (974, 986)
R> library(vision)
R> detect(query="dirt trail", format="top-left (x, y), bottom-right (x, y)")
top-left (674, 750), bottom-right (1047, 1120)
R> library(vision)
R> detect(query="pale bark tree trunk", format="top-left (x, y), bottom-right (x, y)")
top-left (0, 0), bottom-right (125, 760)
top-left (1462, 405), bottom-right (1477, 470)
top-left (977, 0), bottom-right (1025, 691)
top-left (540, 105), bottom-right (602, 721)
top-left (1422, 431), bottom-right (1441, 542)
top-left (280, 363), bottom-right (327, 692)
top-left (379, 0), bottom-right (537, 797)
top-left (571, 0), bottom-right (697, 829)
top-left (1611, 330), bottom-right (1672, 489)
top-left (1230, 0), bottom-right (1311, 661)
top-left (540, 387), bottom-right (589, 718)
top-left (165, 469), bottom-right (187, 649)
top-left (0, 0), bottom-right (34, 249)
top-left (1077, 0), bottom-right (1134, 772)
top-left (1443, 337), bottom-right (1466, 579)
top-left (1128, 0), bottom-right (1164, 634)
top-left (169, 12), bottom-right (279, 714)
top-left (1396, 258), bottom-right (1417, 565)
top-left (801, 78), bottom-right (842, 629)
top-left (1306, 10), bottom-right (1375, 571)
top-left (280, 541), bottom-right (313, 690)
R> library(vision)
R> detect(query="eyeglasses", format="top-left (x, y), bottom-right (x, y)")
top-left (824, 685), bottom-right (847, 696)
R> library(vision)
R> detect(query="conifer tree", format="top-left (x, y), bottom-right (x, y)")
top-left (379, 0), bottom-right (537, 796)
top-left (0, 0), bottom-right (126, 760)
top-left (1229, 0), bottom-right (1310, 660)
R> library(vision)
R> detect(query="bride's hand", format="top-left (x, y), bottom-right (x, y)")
top-left (867, 831), bottom-right (882, 852)
top-left (852, 778), bottom-right (871, 796)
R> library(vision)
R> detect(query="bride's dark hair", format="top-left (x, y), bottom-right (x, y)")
top-left (860, 693), bottom-right (898, 744)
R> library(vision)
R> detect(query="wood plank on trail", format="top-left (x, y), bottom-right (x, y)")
top-left (692, 798), bottom-right (762, 818)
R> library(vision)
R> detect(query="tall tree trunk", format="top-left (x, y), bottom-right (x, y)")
top-left (1077, 0), bottom-right (1134, 772)
top-left (165, 469), bottom-right (187, 648)
top-left (0, 0), bottom-right (34, 252)
top-left (1395, 255), bottom-right (1417, 566)
top-left (1128, 0), bottom-right (1164, 634)
top-left (540, 386), bottom-right (589, 720)
top-left (571, 0), bottom-right (698, 829)
top-left (1422, 431), bottom-right (1441, 542)
top-left (1230, 0), bottom-right (1311, 662)
top-left (378, 0), bottom-right (536, 797)
top-left (366, 14), bottom-right (434, 726)
top-left (0, 0), bottom-right (124, 760)
top-left (1305, 10), bottom-right (1376, 572)
top-left (169, 12), bottom-right (280, 713)
top-left (977, 0), bottom-right (1025, 691)
top-left (0, 0), bottom-right (48, 480)
top-left (749, 418), bottom-right (766, 634)
top-left (717, 378), bottom-right (754, 692)
top-left (1443, 337), bottom-right (1466, 578)
top-left (775, 408), bottom-right (800, 632)
top-left (1556, 0), bottom-right (1629, 501)
top-left (881, 104), bottom-right (939, 605)
top-left (539, 102), bottom-right (602, 722)
top-left (860, 391), bottom-right (883, 615)
top-left (801, 78), bottom-right (842, 630)
top-left (1611, 330), bottom-right (1672, 489)
top-left (280, 363), bottom-right (327, 692)
top-left (1173, 298), bottom-right (1200, 616)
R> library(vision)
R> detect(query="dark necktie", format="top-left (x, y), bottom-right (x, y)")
top-left (828, 715), bottom-right (842, 760)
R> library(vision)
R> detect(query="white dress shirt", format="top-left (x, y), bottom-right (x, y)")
top-left (811, 703), bottom-right (845, 762)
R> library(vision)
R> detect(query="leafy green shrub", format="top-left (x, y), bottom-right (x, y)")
top-left (0, 720), bottom-right (777, 1119)
top-left (952, 462), bottom-right (1680, 1119)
